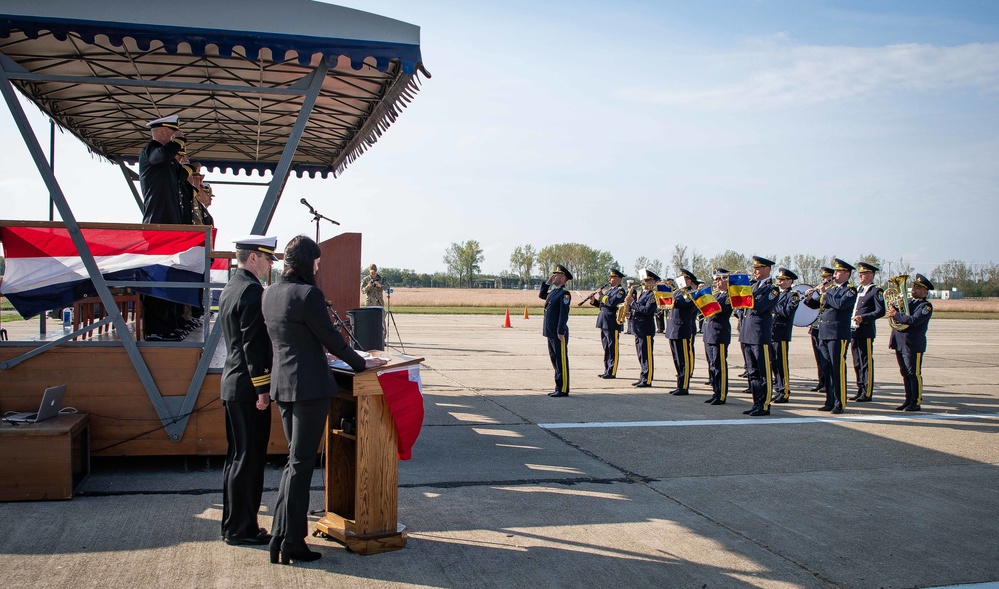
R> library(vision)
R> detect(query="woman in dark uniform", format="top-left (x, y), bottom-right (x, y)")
top-left (262, 235), bottom-right (386, 564)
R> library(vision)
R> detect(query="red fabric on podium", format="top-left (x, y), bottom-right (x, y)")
top-left (377, 365), bottom-right (424, 460)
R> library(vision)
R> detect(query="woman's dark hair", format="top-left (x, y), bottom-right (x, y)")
top-left (282, 235), bottom-right (322, 285)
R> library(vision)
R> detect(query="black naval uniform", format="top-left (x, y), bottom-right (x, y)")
top-left (219, 268), bottom-right (272, 543)
top-left (804, 283), bottom-right (858, 412)
top-left (630, 287), bottom-right (658, 386)
top-left (850, 284), bottom-right (886, 401)
top-left (738, 278), bottom-right (779, 414)
top-left (770, 288), bottom-right (801, 402)
top-left (540, 282), bottom-right (571, 395)
top-left (666, 291), bottom-right (698, 395)
top-left (703, 291), bottom-right (733, 404)
top-left (889, 298), bottom-right (933, 410)
top-left (591, 285), bottom-right (626, 377)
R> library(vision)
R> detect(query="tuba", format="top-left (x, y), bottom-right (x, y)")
top-left (616, 284), bottom-right (638, 325)
top-left (884, 274), bottom-right (910, 331)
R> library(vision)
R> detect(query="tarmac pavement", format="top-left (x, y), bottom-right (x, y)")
top-left (1, 313), bottom-right (997, 588)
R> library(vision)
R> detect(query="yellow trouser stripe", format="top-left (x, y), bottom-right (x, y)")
top-left (762, 344), bottom-right (772, 409)
top-left (719, 343), bottom-right (727, 401)
top-left (915, 352), bottom-right (923, 405)
top-left (646, 336), bottom-right (654, 383)
top-left (865, 338), bottom-right (873, 397)
top-left (559, 339), bottom-right (569, 392)
top-left (781, 341), bottom-right (789, 399)
top-left (682, 339), bottom-right (691, 389)
top-left (839, 340), bottom-right (848, 406)
top-left (611, 330), bottom-right (619, 376)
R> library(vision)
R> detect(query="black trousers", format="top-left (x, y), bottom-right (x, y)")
top-left (742, 343), bottom-right (772, 410)
top-left (222, 400), bottom-right (272, 540)
top-left (655, 311), bottom-right (665, 332)
top-left (142, 294), bottom-right (177, 336)
top-left (669, 338), bottom-right (693, 391)
top-left (635, 335), bottom-right (654, 384)
top-left (705, 342), bottom-right (728, 401)
top-left (819, 339), bottom-right (849, 409)
top-left (600, 329), bottom-right (621, 377)
top-left (895, 348), bottom-right (924, 407)
top-left (810, 330), bottom-right (826, 386)
top-left (851, 334), bottom-right (875, 398)
top-left (272, 397), bottom-right (328, 548)
top-left (770, 340), bottom-right (791, 400)
top-left (547, 336), bottom-right (570, 393)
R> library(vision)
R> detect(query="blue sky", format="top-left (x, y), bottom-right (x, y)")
top-left (3, 0), bottom-right (998, 278)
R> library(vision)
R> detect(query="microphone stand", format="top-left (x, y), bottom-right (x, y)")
top-left (300, 199), bottom-right (340, 242)
top-left (327, 305), bottom-right (364, 349)
top-left (382, 280), bottom-right (406, 354)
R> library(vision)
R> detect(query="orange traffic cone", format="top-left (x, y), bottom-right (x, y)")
top-left (502, 308), bottom-right (512, 328)
top-left (523, 306), bottom-right (530, 319)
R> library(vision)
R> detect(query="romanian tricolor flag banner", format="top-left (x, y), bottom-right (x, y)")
top-left (692, 286), bottom-right (722, 318)
top-left (655, 283), bottom-right (673, 309)
top-left (377, 365), bottom-right (425, 460)
top-left (0, 225), bottom-right (208, 318)
top-left (728, 273), bottom-right (754, 309)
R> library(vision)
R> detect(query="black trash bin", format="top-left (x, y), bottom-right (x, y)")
top-left (347, 307), bottom-right (384, 351)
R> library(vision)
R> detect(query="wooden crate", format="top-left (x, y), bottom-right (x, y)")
top-left (0, 413), bottom-right (90, 501)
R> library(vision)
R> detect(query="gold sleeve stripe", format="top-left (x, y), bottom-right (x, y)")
top-left (250, 375), bottom-right (271, 386)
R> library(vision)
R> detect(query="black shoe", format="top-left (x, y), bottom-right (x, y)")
top-left (709, 399), bottom-right (726, 405)
top-left (146, 332), bottom-right (183, 342)
top-left (742, 407), bottom-right (758, 415)
top-left (831, 405), bottom-right (844, 414)
top-left (749, 408), bottom-right (770, 416)
top-left (278, 541), bottom-right (321, 564)
top-left (817, 406), bottom-right (833, 412)
top-left (809, 384), bottom-right (823, 392)
top-left (634, 382), bottom-right (651, 388)
top-left (772, 397), bottom-right (788, 404)
top-left (704, 397), bottom-right (716, 403)
top-left (600, 374), bottom-right (616, 379)
top-left (904, 404), bottom-right (921, 412)
top-left (224, 529), bottom-right (272, 546)
top-left (816, 387), bottom-right (827, 393)
top-left (631, 381), bottom-right (644, 387)
top-left (703, 381), bottom-right (712, 386)
top-left (855, 396), bottom-right (871, 402)
top-left (895, 403), bottom-right (910, 411)
top-left (671, 389), bottom-right (689, 396)
top-left (738, 372), bottom-right (749, 378)
top-left (269, 535), bottom-right (284, 564)
top-left (548, 391), bottom-right (569, 397)
top-left (742, 388), bottom-right (751, 394)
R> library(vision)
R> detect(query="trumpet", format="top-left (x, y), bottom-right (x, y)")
top-left (577, 282), bottom-right (610, 307)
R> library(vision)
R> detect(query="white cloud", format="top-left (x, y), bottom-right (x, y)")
top-left (616, 43), bottom-right (999, 111)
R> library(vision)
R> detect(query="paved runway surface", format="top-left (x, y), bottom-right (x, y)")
top-left (1, 314), bottom-right (997, 588)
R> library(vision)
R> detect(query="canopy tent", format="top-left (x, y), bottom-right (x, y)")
top-left (0, 0), bottom-right (428, 443)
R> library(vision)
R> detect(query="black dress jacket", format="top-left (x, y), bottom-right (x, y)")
top-left (702, 292), bottom-right (733, 345)
top-left (665, 290), bottom-right (698, 339)
top-left (888, 298), bottom-right (933, 353)
top-left (262, 275), bottom-right (366, 403)
top-left (629, 289), bottom-right (658, 337)
top-left (540, 283), bottom-right (571, 338)
top-left (738, 278), bottom-right (779, 345)
top-left (852, 284), bottom-right (886, 339)
top-left (139, 138), bottom-right (184, 225)
top-left (219, 269), bottom-right (272, 402)
top-left (592, 285), bottom-right (626, 331)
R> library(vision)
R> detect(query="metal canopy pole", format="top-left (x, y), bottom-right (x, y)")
top-left (116, 156), bottom-right (144, 212)
top-left (0, 65), bottom-right (185, 439)
top-left (251, 61), bottom-right (328, 234)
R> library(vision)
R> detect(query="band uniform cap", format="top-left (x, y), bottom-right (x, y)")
top-left (553, 264), bottom-right (573, 281)
top-left (832, 257), bottom-right (855, 272)
top-left (679, 267), bottom-right (698, 283)
top-left (713, 267), bottom-right (730, 279)
top-left (752, 256), bottom-right (775, 268)
top-left (190, 162), bottom-right (204, 177)
top-left (857, 261), bottom-right (879, 273)
top-left (233, 235), bottom-right (278, 261)
top-left (639, 268), bottom-right (661, 282)
top-left (608, 268), bottom-right (624, 278)
top-left (913, 273), bottom-right (934, 290)
top-left (146, 114), bottom-right (180, 129)
top-left (777, 267), bottom-right (798, 281)
top-left (820, 266), bottom-right (834, 277)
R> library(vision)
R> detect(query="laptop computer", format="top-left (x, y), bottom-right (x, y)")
top-left (4, 385), bottom-right (67, 423)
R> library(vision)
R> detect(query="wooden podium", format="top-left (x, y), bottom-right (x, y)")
top-left (315, 353), bottom-right (424, 554)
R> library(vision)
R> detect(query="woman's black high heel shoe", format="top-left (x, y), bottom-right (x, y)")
top-left (268, 536), bottom-right (284, 564)
top-left (279, 541), bottom-right (321, 564)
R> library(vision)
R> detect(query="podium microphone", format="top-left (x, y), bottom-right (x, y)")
top-left (300, 198), bottom-right (316, 213)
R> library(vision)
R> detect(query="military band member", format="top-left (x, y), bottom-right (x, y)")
top-left (591, 268), bottom-right (627, 378)
top-left (703, 269), bottom-right (733, 405)
top-left (808, 266), bottom-right (835, 392)
top-left (738, 256), bottom-right (780, 416)
top-left (888, 274), bottom-right (934, 411)
top-left (851, 262), bottom-right (886, 402)
top-left (666, 269), bottom-right (699, 396)
top-left (624, 279), bottom-right (636, 334)
top-left (770, 268), bottom-right (801, 403)
top-left (540, 264), bottom-right (573, 397)
top-left (627, 269), bottom-right (659, 388)
top-left (803, 258), bottom-right (857, 414)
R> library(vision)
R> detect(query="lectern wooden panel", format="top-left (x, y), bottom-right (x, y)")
top-left (315, 353), bottom-right (423, 555)
top-left (316, 232), bottom-right (362, 335)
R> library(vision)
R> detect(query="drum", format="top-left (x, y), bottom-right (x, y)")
top-left (792, 284), bottom-right (818, 327)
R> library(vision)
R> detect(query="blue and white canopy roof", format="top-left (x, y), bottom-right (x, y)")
top-left (0, 0), bottom-right (427, 177)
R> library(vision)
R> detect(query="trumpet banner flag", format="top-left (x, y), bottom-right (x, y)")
top-left (728, 273), bottom-right (754, 309)
top-left (377, 365), bottom-right (425, 460)
top-left (655, 283), bottom-right (673, 308)
top-left (692, 287), bottom-right (722, 318)
top-left (0, 225), bottom-right (209, 318)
